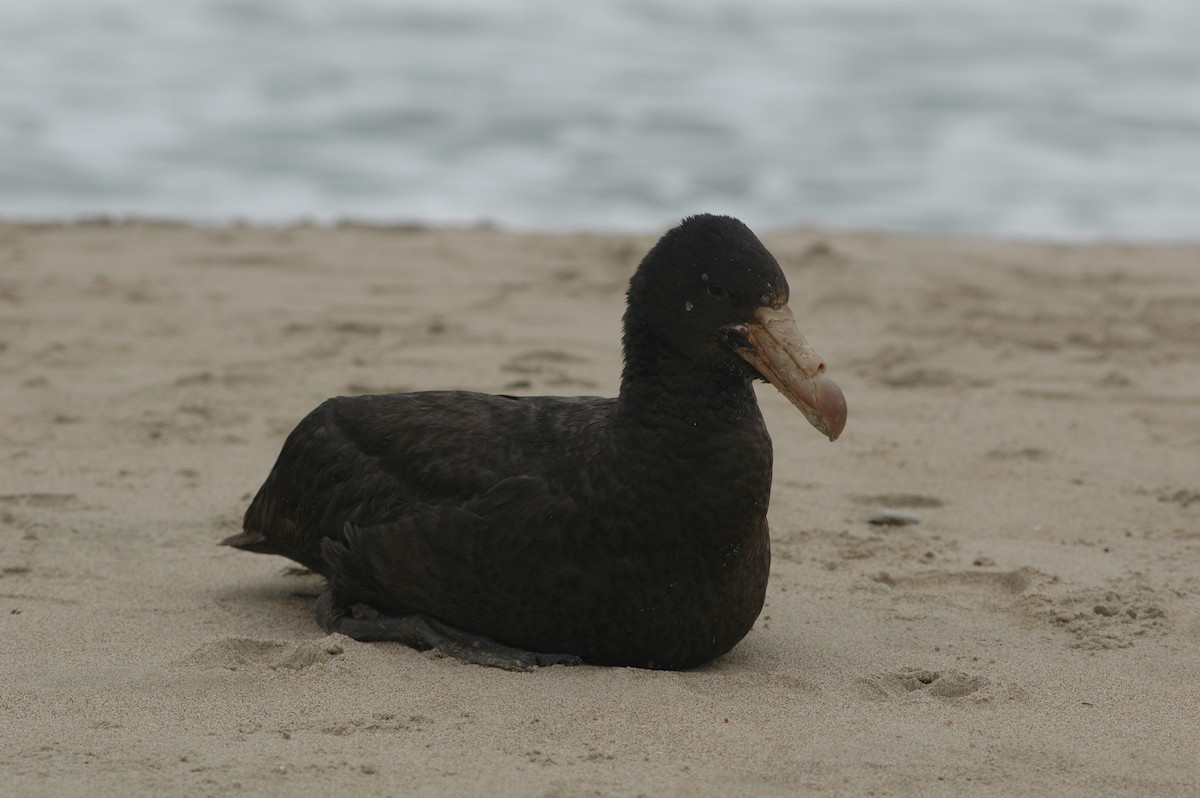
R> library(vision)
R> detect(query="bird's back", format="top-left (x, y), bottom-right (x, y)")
top-left (227, 391), bottom-right (615, 573)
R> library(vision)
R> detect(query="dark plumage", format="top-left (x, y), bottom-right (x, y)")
top-left (223, 214), bottom-right (846, 670)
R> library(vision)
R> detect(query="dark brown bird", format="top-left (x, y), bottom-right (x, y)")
top-left (223, 214), bottom-right (846, 670)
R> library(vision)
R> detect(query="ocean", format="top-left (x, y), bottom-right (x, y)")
top-left (2, 0), bottom-right (1198, 239)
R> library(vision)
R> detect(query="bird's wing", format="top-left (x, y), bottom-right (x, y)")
top-left (239, 391), bottom-right (604, 570)
top-left (320, 473), bottom-right (582, 638)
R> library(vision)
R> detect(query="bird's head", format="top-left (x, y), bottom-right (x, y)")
top-left (624, 214), bottom-right (847, 441)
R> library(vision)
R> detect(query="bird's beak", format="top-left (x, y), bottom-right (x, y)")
top-left (727, 305), bottom-right (847, 441)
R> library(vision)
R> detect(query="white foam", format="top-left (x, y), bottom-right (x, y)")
top-left (1, 0), bottom-right (1197, 240)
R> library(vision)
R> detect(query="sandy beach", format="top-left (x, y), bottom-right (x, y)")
top-left (2, 220), bottom-right (1198, 796)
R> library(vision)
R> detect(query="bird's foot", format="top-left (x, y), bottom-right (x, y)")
top-left (315, 591), bottom-right (582, 671)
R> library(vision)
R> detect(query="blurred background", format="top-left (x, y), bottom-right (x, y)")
top-left (2, 0), bottom-right (1197, 239)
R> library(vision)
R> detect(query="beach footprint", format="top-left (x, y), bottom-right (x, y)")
top-left (860, 668), bottom-right (991, 701)
top-left (180, 634), bottom-right (348, 672)
top-left (1024, 584), bottom-right (1168, 650)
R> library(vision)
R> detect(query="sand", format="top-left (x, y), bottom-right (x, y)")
top-left (2, 220), bottom-right (1198, 797)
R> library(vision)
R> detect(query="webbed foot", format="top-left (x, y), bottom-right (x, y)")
top-left (315, 591), bottom-right (582, 671)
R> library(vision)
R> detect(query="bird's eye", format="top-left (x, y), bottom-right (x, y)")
top-left (707, 283), bottom-right (729, 299)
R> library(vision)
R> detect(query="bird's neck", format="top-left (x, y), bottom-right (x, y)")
top-left (607, 328), bottom-right (774, 546)
top-left (614, 327), bottom-right (766, 446)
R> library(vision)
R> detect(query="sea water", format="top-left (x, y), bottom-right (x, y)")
top-left (2, 0), bottom-right (1198, 240)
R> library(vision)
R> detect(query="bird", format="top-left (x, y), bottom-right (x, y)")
top-left (222, 214), bottom-right (846, 671)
